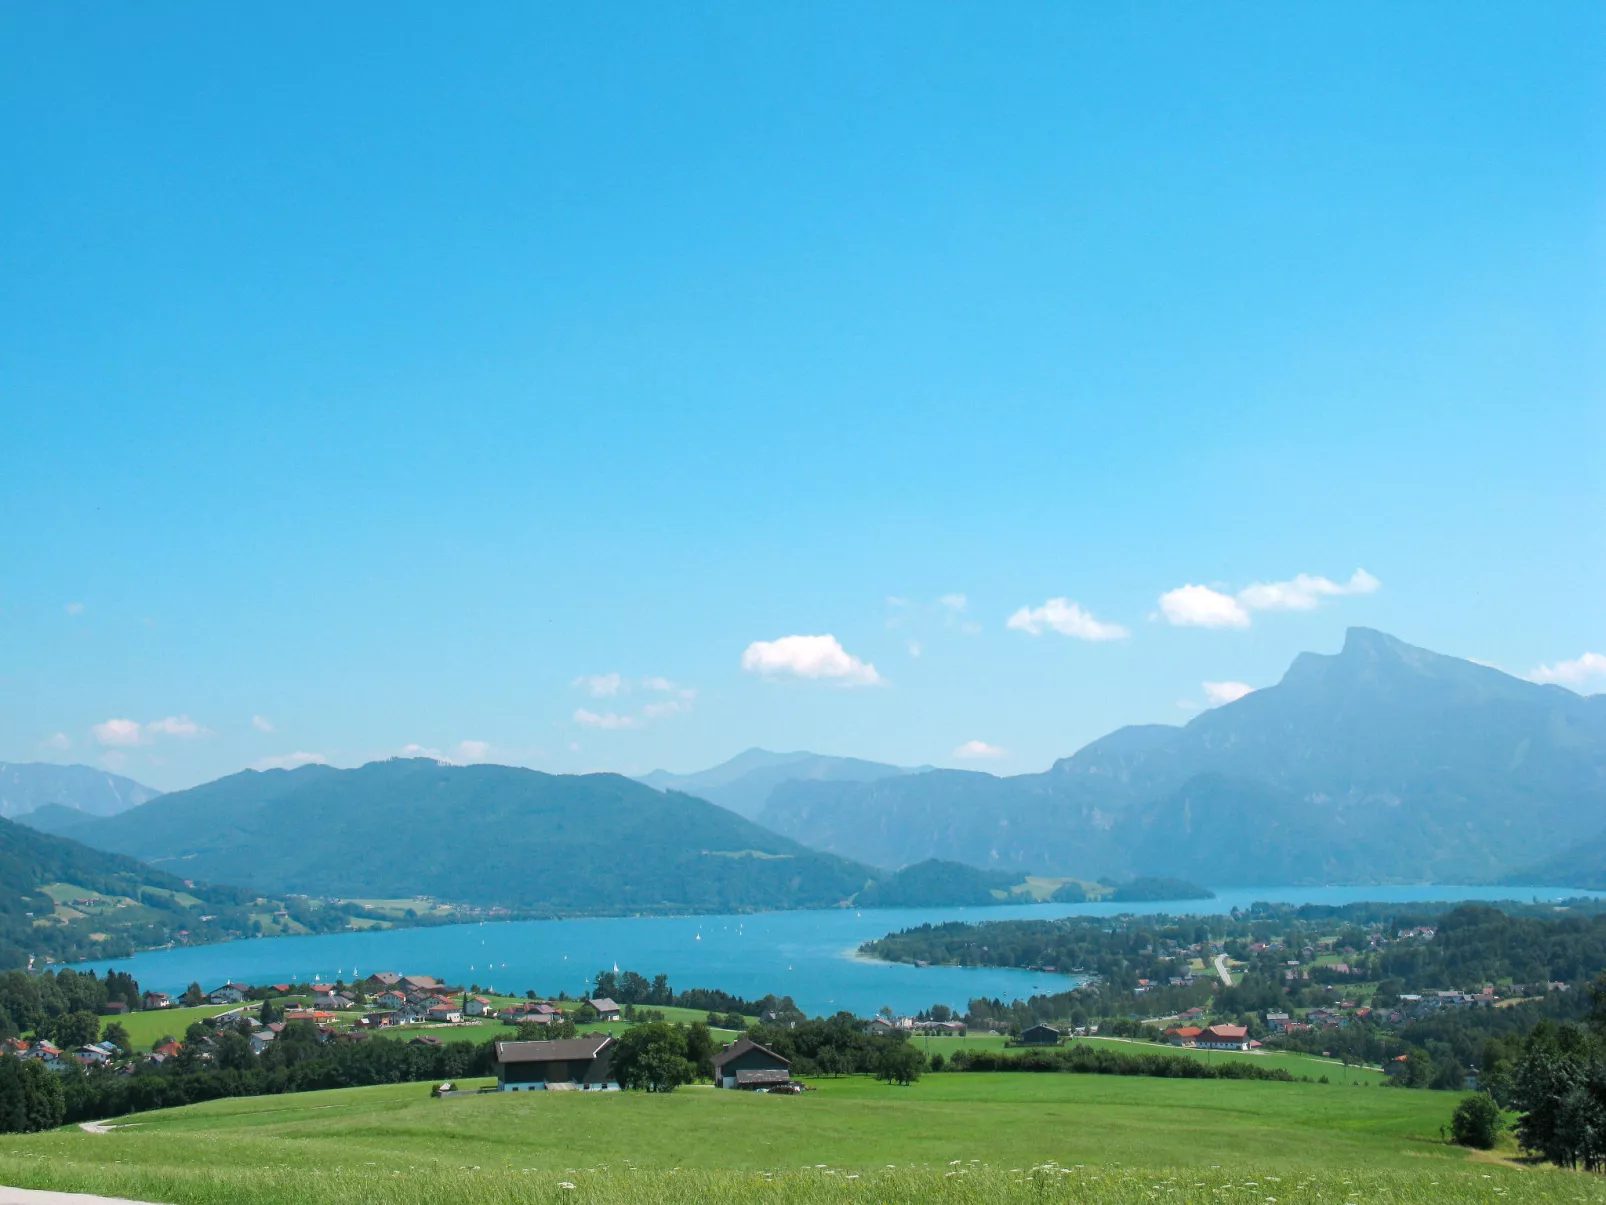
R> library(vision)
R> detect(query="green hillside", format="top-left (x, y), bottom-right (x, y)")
top-left (0, 813), bottom-right (308, 969)
top-left (59, 758), bottom-right (878, 913)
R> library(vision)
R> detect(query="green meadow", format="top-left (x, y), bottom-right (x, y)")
top-left (0, 1072), bottom-right (1583, 1204)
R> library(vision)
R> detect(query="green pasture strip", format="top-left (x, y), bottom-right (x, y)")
top-left (914, 1034), bottom-right (1386, 1083)
top-left (21, 1073), bottom-right (1476, 1172)
top-left (0, 1160), bottom-right (1574, 1205)
top-left (115, 1005), bottom-right (243, 1047)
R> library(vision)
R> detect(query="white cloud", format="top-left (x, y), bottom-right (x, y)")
top-left (641, 699), bottom-right (688, 719)
top-left (1203, 680), bottom-right (1255, 706)
top-left (1529, 652), bottom-right (1606, 690)
top-left (741, 634), bottom-right (884, 686)
top-left (641, 677), bottom-right (696, 700)
top-left (64, 602), bottom-right (85, 616)
top-left (1237, 569), bottom-right (1380, 612)
top-left (573, 673), bottom-right (624, 698)
top-left (953, 739), bottom-right (1007, 759)
top-left (573, 708), bottom-right (639, 730)
top-left (252, 715), bottom-right (275, 733)
top-left (1158, 584), bottom-right (1251, 629)
top-left (1160, 569), bottom-right (1379, 629)
top-left (252, 751), bottom-right (329, 771)
top-left (455, 739), bottom-right (492, 761)
top-left (937, 593), bottom-right (968, 614)
top-left (146, 715), bottom-right (207, 739)
top-left (1006, 598), bottom-right (1128, 641)
top-left (44, 732), bottom-right (70, 751)
top-left (92, 718), bottom-right (145, 747)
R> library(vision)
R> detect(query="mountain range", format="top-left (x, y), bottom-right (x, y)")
top-left (637, 748), bottom-right (922, 819)
top-left (31, 758), bottom-right (879, 914)
top-left (752, 628), bottom-right (1606, 885)
top-left (0, 763), bottom-right (160, 820)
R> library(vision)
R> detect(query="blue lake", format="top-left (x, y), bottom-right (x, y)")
top-left (71, 885), bottom-right (1603, 1017)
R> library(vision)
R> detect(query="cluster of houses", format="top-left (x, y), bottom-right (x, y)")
top-left (861, 1015), bottom-right (965, 1038)
top-left (0, 1037), bottom-right (121, 1071)
top-left (1162, 1023), bottom-right (1254, 1051)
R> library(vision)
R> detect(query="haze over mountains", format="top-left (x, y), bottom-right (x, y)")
top-left (0, 763), bottom-right (160, 820)
top-left (637, 748), bottom-right (924, 819)
top-left (751, 628), bottom-right (1606, 884)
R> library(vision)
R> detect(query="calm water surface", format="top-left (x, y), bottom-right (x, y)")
top-left (70, 885), bottom-right (1602, 1016)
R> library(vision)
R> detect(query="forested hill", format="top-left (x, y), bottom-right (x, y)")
top-left (0, 815), bottom-right (280, 970)
top-left (49, 758), bottom-right (878, 914)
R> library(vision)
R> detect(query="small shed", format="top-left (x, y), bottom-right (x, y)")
top-left (711, 1037), bottom-right (791, 1090)
top-left (1017, 1024), bottom-right (1063, 1047)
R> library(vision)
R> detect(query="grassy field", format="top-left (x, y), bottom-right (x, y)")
top-left (0, 1072), bottom-right (1581, 1204)
top-left (917, 1033), bottom-right (1388, 1083)
top-left (114, 1005), bottom-right (245, 1048)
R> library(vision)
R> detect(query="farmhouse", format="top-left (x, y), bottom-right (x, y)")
top-left (589, 997), bottom-right (621, 1021)
top-left (426, 1002), bottom-right (463, 1023)
top-left (494, 1036), bottom-right (619, 1091)
top-left (1016, 1024), bottom-right (1063, 1047)
top-left (208, 983), bottom-right (249, 1005)
top-left (711, 1036), bottom-right (792, 1089)
top-left (141, 992), bottom-right (171, 1010)
top-left (465, 996), bottom-right (492, 1016)
top-left (1196, 1024), bottom-right (1250, 1050)
top-left (1164, 1026), bottom-right (1203, 1046)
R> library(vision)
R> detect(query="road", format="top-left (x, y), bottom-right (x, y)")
top-left (0, 1191), bottom-right (162, 1205)
top-left (1212, 953), bottom-right (1233, 987)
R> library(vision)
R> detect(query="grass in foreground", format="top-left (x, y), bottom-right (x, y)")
top-left (0, 1072), bottom-right (1583, 1202)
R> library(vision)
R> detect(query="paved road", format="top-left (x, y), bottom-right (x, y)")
top-left (0, 1190), bottom-right (164, 1205)
top-left (1212, 953), bottom-right (1233, 987)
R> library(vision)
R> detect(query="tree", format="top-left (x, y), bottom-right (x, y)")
top-left (181, 982), bottom-right (206, 1007)
top-left (259, 998), bottom-right (282, 1025)
top-left (612, 1023), bottom-right (695, 1092)
top-left (575, 1001), bottom-right (599, 1022)
top-left (214, 1031), bottom-right (255, 1072)
top-left (101, 1021), bottom-right (131, 1054)
top-left (684, 1021), bottom-right (715, 1078)
top-left (1451, 1093), bottom-right (1502, 1149)
top-left (874, 1040), bottom-right (925, 1086)
top-left (0, 1056), bottom-right (64, 1133)
top-left (40, 1010), bottom-right (99, 1049)
top-left (592, 970), bottom-right (618, 1000)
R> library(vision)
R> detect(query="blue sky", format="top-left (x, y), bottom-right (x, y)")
top-left (3, 4), bottom-right (1602, 791)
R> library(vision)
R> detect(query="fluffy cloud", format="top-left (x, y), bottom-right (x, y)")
top-left (937, 594), bottom-right (968, 614)
top-left (641, 699), bottom-right (688, 719)
top-left (455, 739), bottom-right (492, 761)
top-left (740, 634), bottom-right (884, 686)
top-left (252, 715), bottom-right (275, 733)
top-left (1529, 652), bottom-right (1606, 690)
top-left (92, 719), bottom-right (145, 747)
top-left (1203, 680), bottom-right (1255, 706)
top-left (953, 739), bottom-right (1007, 759)
top-left (1160, 569), bottom-right (1379, 628)
top-left (1158, 585), bottom-right (1251, 629)
top-left (573, 708), bottom-right (639, 730)
top-left (44, 732), bottom-right (70, 751)
top-left (573, 673), bottom-right (623, 698)
top-left (146, 715), bottom-right (207, 738)
top-left (1236, 569), bottom-right (1380, 612)
top-left (1007, 598), bottom-right (1128, 641)
top-left (252, 751), bottom-right (329, 771)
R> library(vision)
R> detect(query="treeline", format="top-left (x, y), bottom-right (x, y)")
top-left (1375, 905), bottom-right (1606, 989)
top-left (0, 968), bottom-right (140, 1041)
top-left (592, 968), bottom-right (803, 1021)
top-left (946, 1045), bottom-right (1295, 1082)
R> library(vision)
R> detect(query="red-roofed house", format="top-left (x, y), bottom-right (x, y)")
top-left (1196, 1024), bottom-right (1250, 1050)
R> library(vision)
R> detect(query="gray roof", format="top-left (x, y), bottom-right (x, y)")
top-left (589, 997), bottom-right (620, 1011)
top-left (495, 1036), bottom-right (613, 1064)
top-left (712, 1036), bottom-right (789, 1070)
top-left (735, 1067), bottom-right (791, 1085)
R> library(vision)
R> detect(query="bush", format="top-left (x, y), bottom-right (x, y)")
top-left (1451, 1092), bottom-right (1502, 1149)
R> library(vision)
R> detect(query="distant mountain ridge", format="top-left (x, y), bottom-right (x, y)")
top-left (756, 628), bottom-right (1606, 885)
top-left (0, 763), bottom-right (161, 820)
top-left (637, 748), bottom-right (924, 819)
top-left (47, 758), bottom-right (880, 914)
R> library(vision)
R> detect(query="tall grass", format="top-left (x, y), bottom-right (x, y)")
top-left (0, 1158), bottom-right (1588, 1205)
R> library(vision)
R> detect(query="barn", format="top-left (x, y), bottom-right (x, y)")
top-left (711, 1036), bottom-right (792, 1089)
